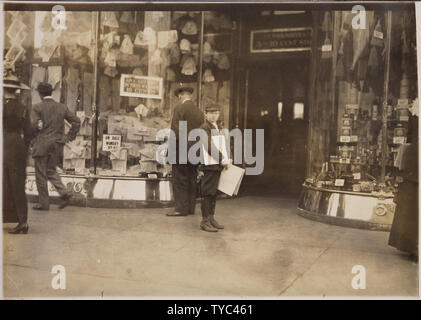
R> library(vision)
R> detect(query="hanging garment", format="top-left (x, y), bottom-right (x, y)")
top-left (102, 12), bottom-right (119, 28)
top-left (82, 72), bottom-right (94, 115)
top-left (169, 42), bottom-right (181, 65)
top-left (64, 67), bottom-right (80, 114)
top-left (166, 67), bottom-right (176, 81)
top-left (98, 75), bottom-right (112, 112)
top-left (111, 78), bottom-right (121, 112)
top-left (371, 18), bottom-right (384, 48)
top-left (342, 28), bottom-right (354, 82)
top-left (158, 30), bottom-right (178, 49)
top-left (47, 66), bottom-right (62, 102)
top-left (104, 66), bottom-right (118, 78)
top-left (120, 11), bottom-right (134, 24)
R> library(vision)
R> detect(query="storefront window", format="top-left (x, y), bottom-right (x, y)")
top-left (306, 9), bottom-right (418, 194)
top-left (5, 10), bottom-right (234, 178)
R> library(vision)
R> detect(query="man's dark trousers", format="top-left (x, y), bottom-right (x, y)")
top-left (34, 142), bottom-right (69, 209)
top-left (172, 163), bottom-right (197, 215)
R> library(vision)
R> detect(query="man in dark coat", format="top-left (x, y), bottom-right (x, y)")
top-left (197, 104), bottom-right (229, 232)
top-left (167, 84), bottom-right (204, 217)
top-left (31, 82), bottom-right (81, 210)
top-left (3, 71), bottom-right (33, 234)
top-left (389, 104), bottom-right (418, 261)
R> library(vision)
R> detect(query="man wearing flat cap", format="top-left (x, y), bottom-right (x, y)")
top-left (167, 84), bottom-right (204, 217)
top-left (30, 82), bottom-right (81, 210)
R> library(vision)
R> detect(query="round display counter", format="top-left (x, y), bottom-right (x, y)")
top-left (297, 182), bottom-right (396, 231)
top-left (25, 172), bottom-right (174, 208)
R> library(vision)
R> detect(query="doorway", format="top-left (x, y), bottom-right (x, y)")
top-left (241, 59), bottom-right (310, 196)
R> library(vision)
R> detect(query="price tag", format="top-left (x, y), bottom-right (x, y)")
top-left (321, 44), bottom-right (332, 52)
top-left (350, 135), bottom-right (358, 142)
top-left (353, 172), bottom-right (361, 180)
top-left (374, 30), bottom-right (383, 39)
top-left (340, 136), bottom-right (351, 143)
top-left (335, 179), bottom-right (345, 187)
top-left (399, 116), bottom-right (409, 121)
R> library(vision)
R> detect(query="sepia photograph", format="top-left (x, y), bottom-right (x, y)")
top-left (1, 0), bottom-right (420, 301)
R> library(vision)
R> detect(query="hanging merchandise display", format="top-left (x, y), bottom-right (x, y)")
top-left (179, 38), bottom-right (191, 54)
top-left (120, 34), bottom-right (134, 54)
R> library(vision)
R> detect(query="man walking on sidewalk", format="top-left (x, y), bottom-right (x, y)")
top-left (31, 82), bottom-right (81, 210)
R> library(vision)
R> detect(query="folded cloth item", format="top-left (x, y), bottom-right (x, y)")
top-left (135, 104), bottom-right (149, 118)
top-left (134, 27), bottom-right (156, 47)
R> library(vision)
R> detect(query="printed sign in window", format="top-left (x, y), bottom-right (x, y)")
top-left (103, 134), bottom-right (122, 152)
top-left (120, 74), bottom-right (163, 99)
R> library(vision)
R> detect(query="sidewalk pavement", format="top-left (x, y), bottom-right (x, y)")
top-left (2, 196), bottom-right (418, 298)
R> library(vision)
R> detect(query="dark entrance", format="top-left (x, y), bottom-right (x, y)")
top-left (242, 59), bottom-right (310, 196)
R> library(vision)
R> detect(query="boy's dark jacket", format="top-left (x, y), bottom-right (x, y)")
top-left (199, 120), bottom-right (228, 171)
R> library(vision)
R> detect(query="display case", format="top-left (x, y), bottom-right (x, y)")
top-left (299, 9), bottom-right (418, 229)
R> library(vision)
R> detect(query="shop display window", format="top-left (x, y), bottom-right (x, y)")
top-left (6, 10), bottom-right (234, 178)
top-left (306, 9), bottom-right (418, 195)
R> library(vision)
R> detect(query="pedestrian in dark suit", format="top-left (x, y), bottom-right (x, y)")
top-left (198, 104), bottom-right (230, 232)
top-left (167, 84), bottom-right (204, 217)
top-left (30, 82), bottom-right (81, 210)
top-left (389, 102), bottom-right (418, 262)
top-left (2, 71), bottom-right (33, 234)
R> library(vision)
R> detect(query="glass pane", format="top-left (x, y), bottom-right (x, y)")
top-left (293, 102), bottom-right (304, 120)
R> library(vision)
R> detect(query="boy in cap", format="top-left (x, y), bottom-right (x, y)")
top-left (167, 84), bottom-right (204, 217)
top-left (30, 82), bottom-right (81, 210)
top-left (198, 104), bottom-right (229, 232)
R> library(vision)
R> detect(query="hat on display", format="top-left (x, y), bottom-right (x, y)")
top-left (214, 53), bottom-right (230, 70)
top-left (180, 38), bottom-right (191, 54)
top-left (181, 19), bottom-right (198, 35)
top-left (174, 83), bottom-right (194, 97)
top-left (205, 104), bottom-right (221, 112)
top-left (3, 71), bottom-right (30, 90)
top-left (203, 68), bottom-right (215, 82)
top-left (36, 82), bottom-right (53, 94)
top-left (181, 56), bottom-right (197, 75)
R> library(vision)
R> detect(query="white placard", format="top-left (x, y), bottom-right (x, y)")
top-left (335, 179), bottom-right (345, 187)
top-left (103, 134), bottom-right (122, 152)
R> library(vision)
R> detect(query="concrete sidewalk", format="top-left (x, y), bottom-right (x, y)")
top-left (2, 196), bottom-right (418, 298)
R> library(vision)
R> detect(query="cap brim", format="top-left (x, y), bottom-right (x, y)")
top-left (3, 83), bottom-right (30, 90)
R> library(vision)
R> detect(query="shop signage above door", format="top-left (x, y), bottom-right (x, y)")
top-left (250, 27), bottom-right (312, 53)
top-left (120, 74), bottom-right (163, 99)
